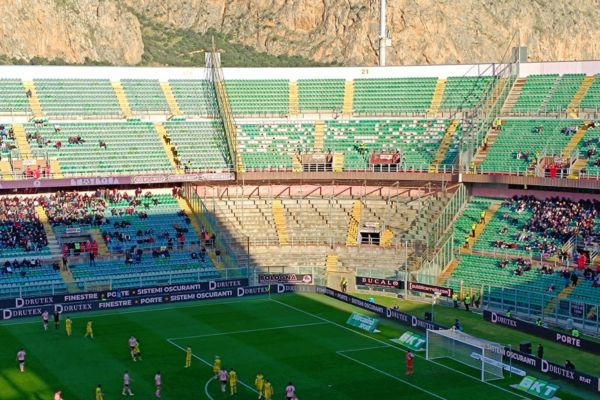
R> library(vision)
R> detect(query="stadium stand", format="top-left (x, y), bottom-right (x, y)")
top-left (440, 76), bottom-right (494, 110)
top-left (480, 119), bottom-right (579, 173)
top-left (352, 78), bottom-right (438, 114)
top-left (163, 121), bottom-right (232, 172)
top-left (225, 80), bottom-right (290, 115)
top-left (323, 119), bottom-right (454, 170)
top-left (298, 79), bottom-right (345, 112)
top-left (544, 74), bottom-right (585, 112)
top-left (121, 79), bottom-right (170, 114)
top-left (168, 79), bottom-right (217, 116)
top-left (580, 75), bottom-right (600, 111)
top-left (510, 74), bottom-right (559, 113)
top-left (24, 121), bottom-right (174, 175)
top-left (0, 79), bottom-right (31, 114)
top-left (34, 79), bottom-right (122, 117)
top-left (237, 121), bottom-right (315, 170)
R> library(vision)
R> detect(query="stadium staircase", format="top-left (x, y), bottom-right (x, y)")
top-left (292, 155), bottom-right (303, 172)
top-left (429, 119), bottom-right (459, 172)
top-left (471, 128), bottom-right (500, 168)
top-left (0, 159), bottom-right (13, 180)
top-left (345, 200), bottom-right (363, 246)
top-left (544, 285), bottom-right (576, 315)
top-left (326, 254), bottom-right (339, 271)
top-left (272, 199), bottom-right (290, 245)
top-left (289, 81), bottom-right (300, 116)
top-left (539, 77), bottom-right (562, 111)
top-left (342, 81), bottom-right (354, 116)
top-left (313, 120), bottom-right (325, 152)
top-left (13, 124), bottom-right (33, 159)
top-left (49, 159), bottom-right (64, 178)
top-left (111, 81), bottom-right (133, 118)
top-left (22, 81), bottom-right (44, 118)
top-left (427, 79), bottom-right (446, 116)
top-left (332, 153), bottom-right (344, 172)
top-left (160, 82), bottom-right (183, 116)
top-left (436, 258), bottom-right (460, 285)
top-left (380, 229), bottom-right (394, 247)
top-left (460, 202), bottom-right (501, 252)
top-left (154, 122), bottom-right (181, 174)
top-left (90, 229), bottom-right (109, 257)
top-left (568, 159), bottom-right (589, 179)
top-left (35, 206), bottom-right (61, 257)
top-left (568, 76), bottom-right (595, 118)
top-left (501, 77), bottom-right (526, 114)
top-left (562, 121), bottom-right (591, 161)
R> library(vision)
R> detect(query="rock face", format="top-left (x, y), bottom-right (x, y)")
top-left (1, 0), bottom-right (600, 66)
top-left (0, 0), bottom-right (143, 65)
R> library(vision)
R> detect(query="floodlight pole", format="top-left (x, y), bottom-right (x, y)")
top-left (379, 0), bottom-right (387, 66)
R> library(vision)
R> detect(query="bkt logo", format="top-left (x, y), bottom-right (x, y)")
top-left (517, 376), bottom-right (560, 399)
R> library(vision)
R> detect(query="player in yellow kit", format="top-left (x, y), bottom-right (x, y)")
top-left (65, 317), bottom-right (72, 337)
top-left (85, 321), bottom-right (94, 339)
top-left (185, 346), bottom-right (192, 368)
top-left (229, 368), bottom-right (238, 395)
top-left (255, 372), bottom-right (264, 399)
top-left (95, 384), bottom-right (104, 400)
top-left (264, 379), bottom-right (273, 400)
top-left (133, 341), bottom-right (142, 361)
top-left (213, 355), bottom-right (221, 376)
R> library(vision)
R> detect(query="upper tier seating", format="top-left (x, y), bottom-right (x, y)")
top-left (574, 127), bottom-right (600, 177)
top-left (543, 74), bottom-right (585, 112)
top-left (121, 79), bottom-right (169, 114)
top-left (440, 76), bottom-right (494, 110)
top-left (581, 75), bottom-right (600, 111)
top-left (237, 122), bottom-right (315, 170)
top-left (169, 80), bottom-right (217, 116)
top-left (323, 119), bottom-right (452, 170)
top-left (34, 79), bottom-right (121, 117)
top-left (298, 79), bottom-right (345, 112)
top-left (225, 80), bottom-right (289, 115)
top-left (352, 78), bottom-right (437, 114)
top-left (0, 79), bottom-right (31, 114)
top-left (164, 121), bottom-right (232, 172)
top-left (25, 121), bottom-right (173, 175)
top-left (480, 119), bottom-right (577, 173)
top-left (0, 123), bottom-right (20, 158)
top-left (511, 74), bottom-right (559, 113)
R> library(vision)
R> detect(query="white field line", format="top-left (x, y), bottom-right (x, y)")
top-left (270, 298), bottom-right (525, 400)
top-left (168, 321), bottom-right (326, 341)
top-left (167, 338), bottom-right (258, 395)
top-left (337, 351), bottom-right (447, 400)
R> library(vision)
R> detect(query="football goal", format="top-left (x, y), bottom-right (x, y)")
top-left (426, 328), bottom-right (505, 382)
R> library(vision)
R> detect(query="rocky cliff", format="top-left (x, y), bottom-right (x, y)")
top-left (2, 0), bottom-right (600, 66)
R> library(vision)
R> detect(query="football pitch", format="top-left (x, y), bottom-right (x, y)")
top-left (0, 292), bottom-right (574, 400)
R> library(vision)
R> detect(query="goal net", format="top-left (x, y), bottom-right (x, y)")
top-left (426, 328), bottom-right (504, 382)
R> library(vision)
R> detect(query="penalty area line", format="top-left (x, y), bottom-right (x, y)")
top-left (337, 351), bottom-right (447, 400)
top-left (167, 321), bottom-right (326, 341)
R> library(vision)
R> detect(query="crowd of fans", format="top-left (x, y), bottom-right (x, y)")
top-left (0, 196), bottom-right (48, 254)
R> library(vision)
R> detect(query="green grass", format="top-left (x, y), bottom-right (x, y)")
top-left (0, 293), bottom-right (595, 399)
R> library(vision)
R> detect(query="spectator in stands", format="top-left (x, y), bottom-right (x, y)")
top-left (570, 271), bottom-right (579, 287)
top-left (26, 89), bottom-right (32, 98)
top-left (99, 141), bottom-right (107, 149)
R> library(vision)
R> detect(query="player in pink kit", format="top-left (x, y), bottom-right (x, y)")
top-left (42, 310), bottom-right (49, 331)
top-left (16, 348), bottom-right (26, 372)
top-left (128, 336), bottom-right (138, 361)
top-left (122, 370), bottom-right (134, 396)
top-left (285, 382), bottom-right (296, 400)
top-left (218, 368), bottom-right (229, 393)
top-left (154, 371), bottom-right (162, 398)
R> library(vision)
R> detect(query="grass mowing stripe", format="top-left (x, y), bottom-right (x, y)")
top-left (271, 297), bottom-right (526, 400)
top-left (168, 321), bottom-right (327, 340)
top-left (167, 338), bottom-right (259, 395)
top-left (336, 351), bottom-right (447, 400)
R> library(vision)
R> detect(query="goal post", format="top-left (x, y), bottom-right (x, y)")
top-left (426, 328), bottom-right (505, 382)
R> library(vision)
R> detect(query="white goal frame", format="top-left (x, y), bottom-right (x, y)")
top-left (426, 328), bottom-right (505, 382)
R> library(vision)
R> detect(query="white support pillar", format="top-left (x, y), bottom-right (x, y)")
top-left (379, 0), bottom-right (387, 66)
